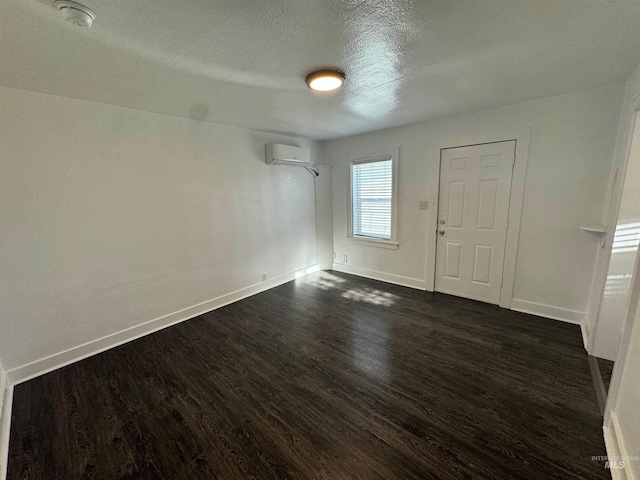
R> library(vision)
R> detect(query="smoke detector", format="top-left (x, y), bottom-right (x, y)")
top-left (54, 1), bottom-right (95, 28)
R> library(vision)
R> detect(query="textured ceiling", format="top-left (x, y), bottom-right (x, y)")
top-left (2, 0), bottom-right (640, 140)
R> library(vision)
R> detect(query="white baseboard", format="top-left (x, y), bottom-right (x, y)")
top-left (0, 368), bottom-right (4, 424)
top-left (0, 383), bottom-right (13, 480)
top-left (581, 316), bottom-right (590, 351)
top-left (510, 299), bottom-right (585, 325)
top-left (332, 263), bottom-right (428, 290)
top-left (604, 411), bottom-right (638, 480)
top-left (7, 264), bottom-right (319, 386)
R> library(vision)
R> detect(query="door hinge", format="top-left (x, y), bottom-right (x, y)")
top-left (506, 217), bottom-right (509, 230)
top-left (513, 153), bottom-right (516, 166)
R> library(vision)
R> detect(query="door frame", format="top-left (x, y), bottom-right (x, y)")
top-left (425, 127), bottom-right (531, 308)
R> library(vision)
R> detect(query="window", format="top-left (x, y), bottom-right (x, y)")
top-left (349, 148), bottom-right (399, 248)
top-left (352, 159), bottom-right (392, 239)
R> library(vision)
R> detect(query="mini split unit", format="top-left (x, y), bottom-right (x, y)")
top-left (265, 143), bottom-right (318, 176)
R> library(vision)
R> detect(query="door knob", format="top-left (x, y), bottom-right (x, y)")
top-left (439, 229), bottom-right (445, 235)
top-left (439, 220), bottom-right (445, 224)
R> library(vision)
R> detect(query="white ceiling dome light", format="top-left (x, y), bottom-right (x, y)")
top-left (305, 70), bottom-right (345, 92)
top-left (54, 1), bottom-right (95, 28)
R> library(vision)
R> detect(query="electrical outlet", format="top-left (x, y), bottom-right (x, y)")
top-left (332, 252), bottom-right (336, 260)
top-left (342, 255), bottom-right (348, 262)
top-left (419, 201), bottom-right (429, 210)
top-left (261, 273), bottom-right (267, 282)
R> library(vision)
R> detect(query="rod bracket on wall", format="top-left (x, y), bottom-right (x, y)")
top-left (305, 166), bottom-right (320, 177)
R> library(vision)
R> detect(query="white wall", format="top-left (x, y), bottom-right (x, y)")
top-left (596, 62), bottom-right (640, 475)
top-left (606, 268), bottom-right (640, 478)
top-left (314, 166), bottom-right (334, 270)
top-left (604, 211), bottom-right (640, 477)
top-left (593, 113), bottom-right (640, 360)
top-left (590, 64), bottom-right (640, 360)
top-left (324, 83), bottom-right (624, 321)
top-left (0, 85), bottom-right (322, 374)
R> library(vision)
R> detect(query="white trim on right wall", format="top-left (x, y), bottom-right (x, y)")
top-left (603, 422), bottom-right (629, 480)
top-left (607, 412), bottom-right (636, 480)
top-left (0, 360), bottom-right (5, 421)
top-left (425, 127), bottom-right (532, 309)
top-left (0, 381), bottom-right (12, 480)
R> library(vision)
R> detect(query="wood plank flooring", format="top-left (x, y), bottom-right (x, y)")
top-left (7, 271), bottom-right (610, 479)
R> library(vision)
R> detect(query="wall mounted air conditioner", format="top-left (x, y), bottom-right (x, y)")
top-left (265, 143), bottom-right (311, 166)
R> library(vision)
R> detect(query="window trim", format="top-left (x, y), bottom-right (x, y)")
top-left (347, 147), bottom-right (399, 249)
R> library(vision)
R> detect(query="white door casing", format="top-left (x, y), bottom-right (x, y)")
top-left (435, 141), bottom-right (516, 304)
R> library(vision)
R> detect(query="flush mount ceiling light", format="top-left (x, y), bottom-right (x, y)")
top-left (305, 70), bottom-right (345, 92)
top-left (54, 1), bottom-right (95, 28)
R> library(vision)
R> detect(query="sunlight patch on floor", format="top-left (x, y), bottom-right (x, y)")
top-left (300, 271), bottom-right (347, 291)
top-left (342, 287), bottom-right (399, 306)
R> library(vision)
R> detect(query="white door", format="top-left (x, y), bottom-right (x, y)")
top-left (435, 141), bottom-right (515, 304)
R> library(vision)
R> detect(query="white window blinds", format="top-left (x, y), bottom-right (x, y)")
top-left (351, 158), bottom-right (393, 239)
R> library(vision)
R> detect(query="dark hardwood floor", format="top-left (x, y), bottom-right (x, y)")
top-left (7, 271), bottom-right (609, 479)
